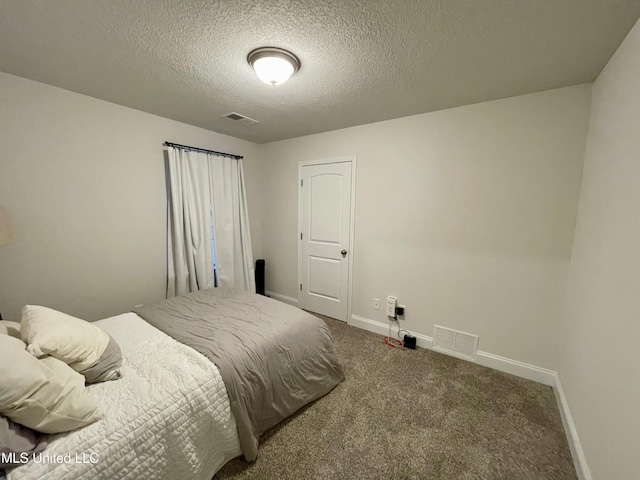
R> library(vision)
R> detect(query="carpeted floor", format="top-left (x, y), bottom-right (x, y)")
top-left (215, 317), bottom-right (577, 480)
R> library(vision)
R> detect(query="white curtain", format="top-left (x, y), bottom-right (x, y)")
top-left (209, 155), bottom-right (255, 293)
top-left (166, 146), bottom-right (254, 297)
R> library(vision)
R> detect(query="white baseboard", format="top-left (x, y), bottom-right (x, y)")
top-left (349, 315), bottom-right (434, 348)
top-left (553, 372), bottom-right (591, 480)
top-left (474, 351), bottom-right (555, 386)
top-left (349, 314), bottom-right (589, 479)
top-left (350, 315), bottom-right (554, 384)
top-left (265, 291), bottom-right (298, 306)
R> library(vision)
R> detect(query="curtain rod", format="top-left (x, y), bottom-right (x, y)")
top-left (164, 141), bottom-right (243, 160)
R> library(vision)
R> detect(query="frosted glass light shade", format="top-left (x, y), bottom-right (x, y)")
top-left (248, 47), bottom-right (300, 86)
top-left (253, 56), bottom-right (295, 85)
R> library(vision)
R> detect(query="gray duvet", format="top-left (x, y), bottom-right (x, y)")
top-left (134, 288), bottom-right (344, 461)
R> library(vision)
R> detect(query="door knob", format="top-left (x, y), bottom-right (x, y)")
top-left (341, 249), bottom-right (348, 257)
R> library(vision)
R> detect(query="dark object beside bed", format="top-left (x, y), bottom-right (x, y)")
top-left (135, 288), bottom-right (344, 461)
top-left (255, 259), bottom-right (266, 295)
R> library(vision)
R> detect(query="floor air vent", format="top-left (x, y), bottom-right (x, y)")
top-left (432, 325), bottom-right (478, 361)
top-left (223, 112), bottom-right (259, 126)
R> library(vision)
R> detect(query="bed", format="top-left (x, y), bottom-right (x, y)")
top-left (6, 288), bottom-right (344, 479)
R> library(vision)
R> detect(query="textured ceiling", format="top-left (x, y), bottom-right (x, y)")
top-left (0, 1), bottom-right (639, 144)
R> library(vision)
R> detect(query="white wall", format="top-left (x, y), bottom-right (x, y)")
top-left (0, 72), bottom-right (262, 321)
top-left (260, 85), bottom-right (591, 369)
top-left (0, 71), bottom-right (593, 376)
top-left (558, 19), bottom-right (640, 480)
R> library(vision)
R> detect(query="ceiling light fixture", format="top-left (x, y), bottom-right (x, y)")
top-left (247, 47), bottom-right (300, 86)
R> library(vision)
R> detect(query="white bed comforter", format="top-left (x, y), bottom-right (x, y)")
top-left (7, 313), bottom-right (242, 480)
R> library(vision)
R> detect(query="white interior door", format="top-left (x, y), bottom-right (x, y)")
top-left (299, 159), bottom-right (354, 321)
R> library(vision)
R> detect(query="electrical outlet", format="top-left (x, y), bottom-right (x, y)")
top-left (372, 298), bottom-right (380, 310)
top-left (397, 304), bottom-right (406, 319)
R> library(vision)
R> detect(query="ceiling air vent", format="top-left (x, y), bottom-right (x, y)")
top-left (432, 325), bottom-right (478, 361)
top-left (223, 112), bottom-right (259, 126)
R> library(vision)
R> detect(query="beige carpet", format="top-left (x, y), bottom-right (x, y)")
top-left (216, 317), bottom-right (577, 480)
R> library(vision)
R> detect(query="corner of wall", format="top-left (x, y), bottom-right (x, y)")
top-left (553, 372), bottom-right (592, 480)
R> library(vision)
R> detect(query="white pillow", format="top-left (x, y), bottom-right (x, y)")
top-left (0, 320), bottom-right (21, 339)
top-left (21, 306), bottom-right (109, 371)
top-left (0, 335), bottom-right (101, 434)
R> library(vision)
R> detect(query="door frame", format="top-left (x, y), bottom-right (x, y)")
top-left (298, 155), bottom-right (357, 322)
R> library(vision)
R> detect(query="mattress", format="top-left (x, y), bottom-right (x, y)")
top-left (7, 313), bottom-right (242, 480)
top-left (135, 288), bottom-right (345, 461)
